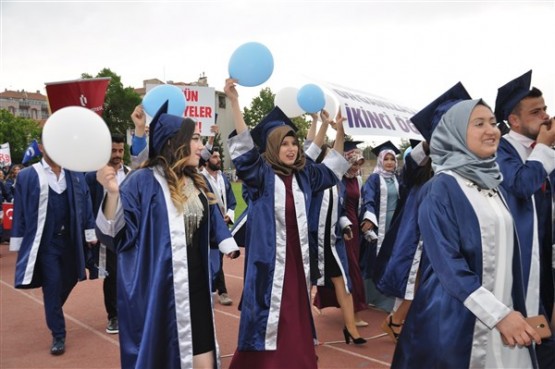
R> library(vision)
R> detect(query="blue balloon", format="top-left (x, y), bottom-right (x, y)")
top-left (142, 84), bottom-right (187, 117)
top-left (297, 84), bottom-right (325, 113)
top-left (228, 42), bottom-right (274, 87)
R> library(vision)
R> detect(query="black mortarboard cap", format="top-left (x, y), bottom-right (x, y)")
top-left (149, 101), bottom-right (183, 159)
top-left (344, 140), bottom-right (363, 152)
top-left (497, 121), bottom-right (510, 135)
top-left (410, 82), bottom-right (471, 142)
top-left (251, 106), bottom-right (297, 152)
top-left (371, 140), bottom-right (400, 157)
top-left (409, 139), bottom-right (421, 149)
top-left (494, 70), bottom-right (532, 123)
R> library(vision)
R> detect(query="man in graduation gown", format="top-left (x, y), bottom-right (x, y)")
top-left (494, 71), bottom-right (555, 368)
top-left (10, 144), bottom-right (97, 355)
top-left (200, 139), bottom-right (237, 306)
top-left (85, 133), bottom-right (130, 334)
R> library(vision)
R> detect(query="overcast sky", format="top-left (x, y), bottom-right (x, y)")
top-left (1, 0), bottom-right (554, 144)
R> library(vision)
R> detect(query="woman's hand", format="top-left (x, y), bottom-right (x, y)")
top-left (496, 311), bottom-right (542, 347)
top-left (224, 78), bottom-right (239, 102)
top-left (360, 220), bottom-right (374, 233)
top-left (227, 250), bottom-right (240, 259)
top-left (342, 226), bottom-right (353, 241)
top-left (96, 165), bottom-right (119, 195)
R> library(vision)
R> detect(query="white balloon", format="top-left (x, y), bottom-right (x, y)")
top-left (324, 93), bottom-right (339, 119)
top-left (42, 106), bottom-right (112, 172)
top-left (274, 87), bottom-right (305, 118)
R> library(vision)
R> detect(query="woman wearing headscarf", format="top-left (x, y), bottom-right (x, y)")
top-left (377, 83), bottom-right (471, 342)
top-left (309, 112), bottom-right (367, 344)
top-left (360, 141), bottom-right (401, 312)
top-left (224, 79), bottom-right (349, 368)
top-left (95, 103), bottom-right (240, 369)
top-left (391, 99), bottom-right (541, 369)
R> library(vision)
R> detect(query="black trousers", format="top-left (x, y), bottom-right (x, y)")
top-left (213, 251), bottom-right (227, 295)
top-left (103, 247), bottom-right (117, 319)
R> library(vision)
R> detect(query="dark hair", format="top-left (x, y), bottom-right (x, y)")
top-left (142, 118), bottom-right (215, 212)
top-left (511, 87), bottom-right (543, 116)
top-left (111, 134), bottom-right (125, 144)
top-left (315, 143), bottom-right (330, 164)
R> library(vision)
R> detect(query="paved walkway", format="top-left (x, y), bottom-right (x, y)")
top-left (1, 243), bottom-right (395, 368)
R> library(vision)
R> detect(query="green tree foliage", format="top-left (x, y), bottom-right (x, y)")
top-left (81, 68), bottom-right (141, 135)
top-left (0, 110), bottom-right (41, 165)
top-left (242, 87), bottom-right (311, 146)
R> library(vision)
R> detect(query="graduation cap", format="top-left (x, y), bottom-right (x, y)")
top-left (497, 121), bottom-right (510, 136)
top-left (494, 70), bottom-right (532, 123)
top-left (344, 140), bottom-right (363, 152)
top-left (409, 139), bottom-right (421, 149)
top-left (149, 101), bottom-right (184, 159)
top-left (410, 82), bottom-right (471, 142)
top-left (251, 106), bottom-right (298, 152)
top-left (371, 140), bottom-right (400, 157)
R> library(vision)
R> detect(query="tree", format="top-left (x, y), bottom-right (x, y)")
top-left (242, 87), bottom-right (311, 146)
top-left (0, 110), bottom-right (42, 165)
top-left (81, 68), bottom-right (141, 135)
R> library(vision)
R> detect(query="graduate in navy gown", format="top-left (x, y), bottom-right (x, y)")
top-left (494, 70), bottom-right (555, 368)
top-left (95, 103), bottom-right (240, 369)
top-left (224, 79), bottom-right (349, 369)
top-left (360, 140), bottom-right (401, 313)
top-left (392, 99), bottom-right (541, 369)
top-left (307, 111), bottom-right (367, 344)
top-left (10, 142), bottom-right (97, 355)
top-left (378, 82), bottom-right (471, 342)
top-left (199, 127), bottom-right (237, 307)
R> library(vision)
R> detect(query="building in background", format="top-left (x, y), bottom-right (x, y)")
top-left (0, 89), bottom-right (49, 124)
top-left (133, 74), bottom-right (234, 172)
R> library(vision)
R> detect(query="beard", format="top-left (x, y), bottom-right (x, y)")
top-left (208, 161), bottom-right (221, 171)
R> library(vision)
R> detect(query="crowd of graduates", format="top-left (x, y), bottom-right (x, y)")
top-left (7, 70), bottom-right (555, 369)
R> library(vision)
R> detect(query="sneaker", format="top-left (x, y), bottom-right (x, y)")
top-left (218, 293), bottom-right (232, 306)
top-left (106, 317), bottom-right (119, 334)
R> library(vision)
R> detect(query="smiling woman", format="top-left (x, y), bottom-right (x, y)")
top-left (466, 103), bottom-right (501, 159)
top-left (391, 99), bottom-right (541, 369)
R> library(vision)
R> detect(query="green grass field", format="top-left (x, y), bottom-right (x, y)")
top-left (231, 182), bottom-right (247, 222)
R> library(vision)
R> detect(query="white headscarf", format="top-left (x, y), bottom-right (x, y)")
top-left (372, 150), bottom-right (397, 179)
top-left (430, 99), bottom-right (503, 190)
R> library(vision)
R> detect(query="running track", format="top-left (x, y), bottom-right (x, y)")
top-left (1, 243), bottom-right (395, 368)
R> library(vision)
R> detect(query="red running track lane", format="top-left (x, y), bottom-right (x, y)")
top-left (1, 243), bottom-right (395, 368)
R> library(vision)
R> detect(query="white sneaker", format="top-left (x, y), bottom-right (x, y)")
top-left (218, 293), bottom-right (232, 306)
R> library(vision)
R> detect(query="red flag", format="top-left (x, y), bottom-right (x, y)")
top-left (45, 77), bottom-right (111, 116)
top-left (3, 203), bottom-right (13, 230)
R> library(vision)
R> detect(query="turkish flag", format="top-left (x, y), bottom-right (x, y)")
top-left (3, 203), bottom-right (13, 230)
top-left (45, 77), bottom-right (111, 116)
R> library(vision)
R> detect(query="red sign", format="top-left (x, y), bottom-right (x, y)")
top-left (3, 203), bottom-right (13, 230)
top-left (45, 77), bottom-right (111, 116)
